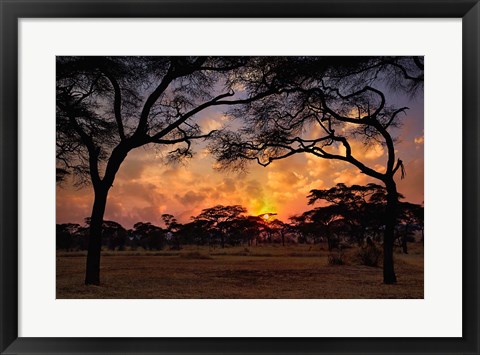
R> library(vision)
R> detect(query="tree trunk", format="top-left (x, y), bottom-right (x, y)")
top-left (84, 144), bottom-right (128, 285)
top-left (85, 186), bottom-right (108, 285)
top-left (383, 179), bottom-right (398, 284)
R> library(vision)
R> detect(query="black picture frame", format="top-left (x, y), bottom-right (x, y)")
top-left (1, 1), bottom-right (478, 354)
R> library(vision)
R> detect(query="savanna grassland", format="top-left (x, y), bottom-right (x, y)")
top-left (56, 243), bottom-right (423, 299)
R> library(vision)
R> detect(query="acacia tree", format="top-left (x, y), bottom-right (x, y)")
top-left (291, 205), bottom-right (345, 249)
top-left (56, 223), bottom-right (81, 250)
top-left (307, 183), bottom-right (393, 245)
top-left (56, 56), bottom-right (277, 285)
top-left (211, 56), bottom-right (423, 284)
top-left (193, 205), bottom-right (247, 248)
top-left (132, 222), bottom-right (165, 250)
top-left (268, 219), bottom-right (289, 246)
top-left (240, 216), bottom-right (265, 246)
top-left (396, 202), bottom-right (424, 254)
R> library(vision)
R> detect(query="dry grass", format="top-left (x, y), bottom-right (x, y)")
top-left (56, 243), bottom-right (423, 299)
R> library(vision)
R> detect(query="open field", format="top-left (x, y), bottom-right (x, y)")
top-left (56, 243), bottom-right (423, 299)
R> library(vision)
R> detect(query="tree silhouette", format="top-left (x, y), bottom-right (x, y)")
top-left (396, 202), bottom-right (424, 253)
top-left (302, 183), bottom-right (423, 254)
top-left (308, 183), bottom-right (393, 246)
top-left (231, 215), bottom-right (265, 246)
top-left (177, 219), bottom-right (211, 246)
top-left (161, 214), bottom-right (182, 249)
top-left (193, 205), bottom-right (247, 248)
top-left (83, 218), bottom-right (128, 251)
top-left (56, 223), bottom-right (81, 250)
top-left (132, 222), bottom-right (164, 250)
top-left (212, 56), bottom-right (423, 283)
top-left (268, 219), bottom-right (290, 246)
top-left (56, 56), bottom-right (280, 284)
top-left (291, 206), bottom-right (344, 249)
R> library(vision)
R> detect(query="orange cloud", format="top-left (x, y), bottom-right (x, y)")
top-left (414, 136), bottom-right (424, 144)
top-left (57, 111), bottom-right (424, 228)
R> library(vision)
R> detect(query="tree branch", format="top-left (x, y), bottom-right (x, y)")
top-left (150, 91), bottom-right (235, 141)
top-left (134, 57), bottom-right (210, 140)
top-left (102, 71), bottom-right (126, 141)
top-left (67, 117), bottom-right (101, 186)
top-left (150, 129), bottom-right (217, 145)
top-left (384, 107), bottom-right (409, 129)
top-left (134, 64), bottom-right (176, 139)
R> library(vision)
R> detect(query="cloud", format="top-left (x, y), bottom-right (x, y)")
top-left (414, 136), bottom-right (424, 144)
top-left (57, 103), bottom-right (424, 228)
top-left (176, 190), bottom-right (207, 206)
top-left (396, 158), bottom-right (424, 204)
top-left (116, 156), bottom-right (147, 180)
top-left (198, 113), bottom-right (228, 132)
top-left (347, 140), bottom-right (385, 160)
top-left (56, 190), bottom-right (93, 225)
top-left (333, 168), bottom-right (373, 186)
top-left (306, 154), bottom-right (334, 178)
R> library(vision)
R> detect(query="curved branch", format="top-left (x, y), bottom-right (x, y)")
top-left (150, 129), bottom-right (217, 145)
top-left (306, 137), bottom-right (385, 181)
top-left (134, 64), bottom-right (176, 138)
top-left (102, 71), bottom-right (126, 141)
top-left (150, 91), bottom-right (235, 141)
top-left (319, 85), bottom-right (386, 123)
top-left (384, 107), bottom-right (409, 129)
top-left (386, 60), bottom-right (423, 82)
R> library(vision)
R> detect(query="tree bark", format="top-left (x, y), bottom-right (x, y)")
top-left (383, 178), bottom-right (398, 284)
top-left (85, 186), bottom-right (108, 285)
top-left (84, 144), bottom-right (128, 285)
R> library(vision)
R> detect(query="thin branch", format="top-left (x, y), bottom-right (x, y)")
top-left (384, 107), bottom-right (409, 129)
top-left (67, 116), bottom-right (101, 186)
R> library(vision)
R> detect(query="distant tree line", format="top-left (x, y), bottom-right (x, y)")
top-left (57, 183), bottom-right (423, 254)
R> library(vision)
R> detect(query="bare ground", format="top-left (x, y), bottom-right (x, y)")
top-left (56, 244), bottom-right (423, 299)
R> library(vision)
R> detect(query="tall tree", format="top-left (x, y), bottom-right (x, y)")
top-left (211, 56), bottom-right (423, 283)
top-left (56, 56), bottom-right (273, 285)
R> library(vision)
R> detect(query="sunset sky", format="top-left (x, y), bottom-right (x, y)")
top-left (56, 91), bottom-right (424, 229)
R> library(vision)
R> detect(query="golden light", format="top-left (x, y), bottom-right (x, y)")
top-left (263, 214), bottom-right (269, 221)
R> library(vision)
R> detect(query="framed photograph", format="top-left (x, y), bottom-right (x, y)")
top-left (1, 0), bottom-right (478, 354)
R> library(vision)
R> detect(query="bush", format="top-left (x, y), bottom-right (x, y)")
top-left (357, 244), bottom-right (382, 267)
top-left (328, 251), bottom-right (346, 265)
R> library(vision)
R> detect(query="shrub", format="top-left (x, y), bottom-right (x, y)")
top-left (357, 244), bottom-right (382, 267)
top-left (328, 251), bottom-right (346, 265)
